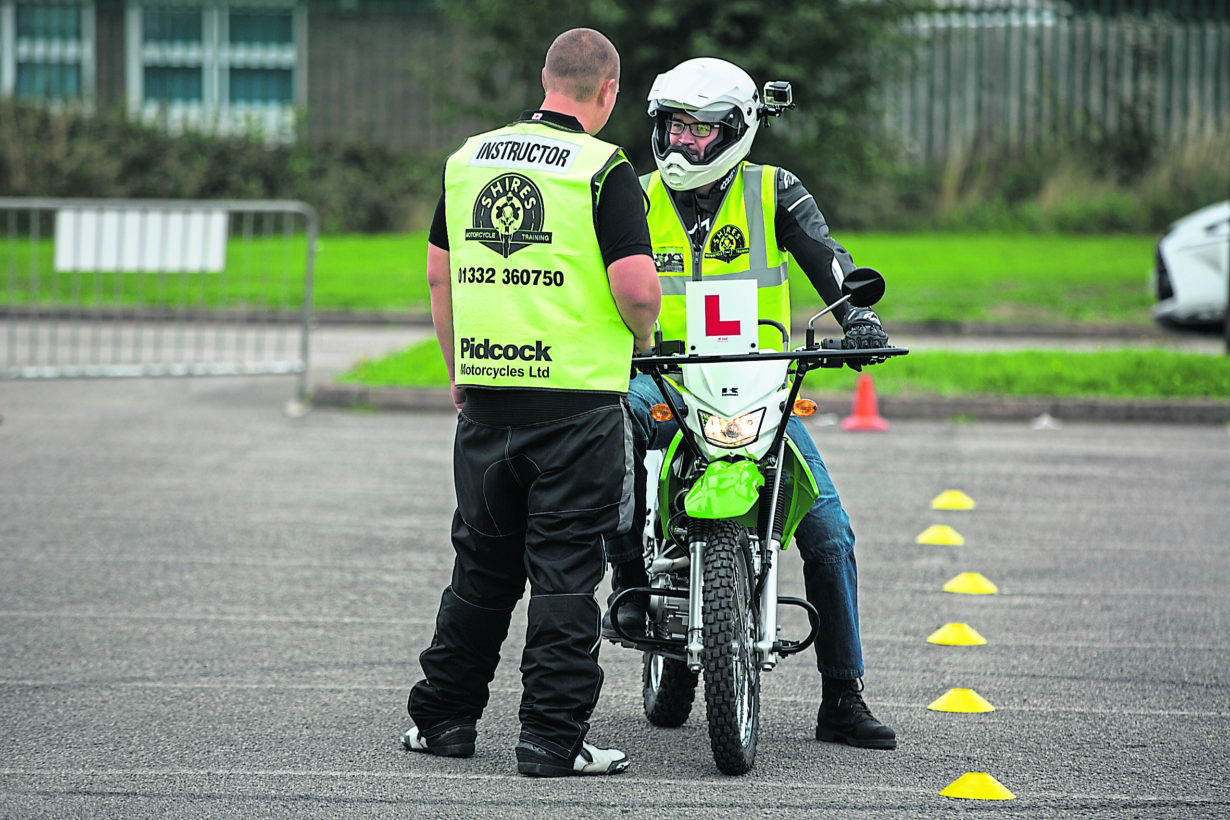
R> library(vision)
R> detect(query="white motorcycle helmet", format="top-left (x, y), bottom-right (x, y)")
top-left (648, 57), bottom-right (761, 191)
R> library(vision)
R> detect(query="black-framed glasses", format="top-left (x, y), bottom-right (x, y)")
top-left (667, 119), bottom-right (719, 138)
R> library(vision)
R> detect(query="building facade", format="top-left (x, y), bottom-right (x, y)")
top-left (0, 0), bottom-right (463, 150)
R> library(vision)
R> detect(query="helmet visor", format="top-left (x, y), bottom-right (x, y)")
top-left (652, 108), bottom-right (743, 165)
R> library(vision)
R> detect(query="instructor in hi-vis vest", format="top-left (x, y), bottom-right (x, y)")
top-left (602, 57), bottom-right (897, 750)
top-left (403, 28), bottom-right (660, 778)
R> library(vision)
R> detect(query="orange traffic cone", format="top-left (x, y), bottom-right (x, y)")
top-left (841, 373), bottom-right (889, 432)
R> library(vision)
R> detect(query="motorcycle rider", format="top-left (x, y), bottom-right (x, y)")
top-left (603, 57), bottom-right (896, 750)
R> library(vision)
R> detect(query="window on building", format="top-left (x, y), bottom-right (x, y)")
top-left (140, 7), bottom-right (205, 104)
top-left (227, 7), bottom-right (294, 105)
top-left (0, 1), bottom-right (95, 103)
top-left (129, 2), bottom-right (300, 141)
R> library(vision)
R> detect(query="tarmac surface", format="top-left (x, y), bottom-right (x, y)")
top-left (1, 324), bottom-right (1229, 818)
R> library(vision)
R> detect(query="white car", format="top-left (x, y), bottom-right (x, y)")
top-left (1151, 200), bottom-right (1229, 329)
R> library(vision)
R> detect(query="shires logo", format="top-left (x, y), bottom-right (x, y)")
top-left (705, 225), bottom-right (749, 264)
top-left (464, 174), bottom-right (552, 259)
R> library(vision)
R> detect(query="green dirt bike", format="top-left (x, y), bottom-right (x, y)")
top-left (606, 268), bottom-right (907, 775)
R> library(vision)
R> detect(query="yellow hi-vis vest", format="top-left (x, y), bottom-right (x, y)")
top-left (643, 163), bottom-right (791, 352)
top-left (445, 121), bottom-right (634, 393)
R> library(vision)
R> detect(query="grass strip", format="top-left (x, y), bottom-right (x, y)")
top-left (817, 232), bottom-right (1156, 325)
top-left (6, 232), bottom-right (1158, 327)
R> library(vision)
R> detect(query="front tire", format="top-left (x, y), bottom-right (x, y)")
top-left (701, 519), bottom-right (760, 775)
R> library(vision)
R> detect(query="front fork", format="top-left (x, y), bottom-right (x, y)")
top-left (751, 435), bottom-right (820, 670)
top-left (756, 437), bottom-right (788, 672)
top-left (686, 536), bottom-right (705, 671)
top-left (685, 436), bottom-right (789, 674)
top-left (758, 541), bottom-right (781, 671)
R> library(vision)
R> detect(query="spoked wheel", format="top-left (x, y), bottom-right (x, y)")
top-left (700, 519), bottom-right (760, 775)
top-left (642, 649), bottom-right (698, 728)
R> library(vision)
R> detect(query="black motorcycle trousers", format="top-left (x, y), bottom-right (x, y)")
top-left (409, 399), bottom-right (634, 761)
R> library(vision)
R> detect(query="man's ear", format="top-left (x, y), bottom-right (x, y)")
top-left (599, 76), bottom-right (617, 106)
top-left (541, 67), bottom-right (549, 93)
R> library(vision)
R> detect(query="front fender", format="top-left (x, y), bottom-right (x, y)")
top-left (683, 459), bottom-right (764, 519)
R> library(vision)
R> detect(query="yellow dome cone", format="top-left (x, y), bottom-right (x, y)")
top-left (943, 572), bottom-right (999, 595)
top-left (926, 622), bottom-right (987, 646)
top-left (940, 772), bottom-right (1015, 800)
top-left (931, 490), bottom-right (976, 510)
top-left (916, 524), bottom-right (965, 545)
top-left (928, 687), bottom-right (996, 713)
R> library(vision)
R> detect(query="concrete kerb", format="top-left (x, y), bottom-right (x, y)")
top-left (309, 382), bottom-right (1230, 424)
top-left (312, 384), bottom-right (455, 413)
top-left (862, 394), bottom-right (1230, 425)
top-left (307, 316), bottom-right (1230, 424)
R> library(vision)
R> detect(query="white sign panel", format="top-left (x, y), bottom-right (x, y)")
top-left (54, 208), bottom-right (228, 273)
top-left (685, 279), bottom-right (759, 355)
top-left (468, 133), bottom-right (579, 174)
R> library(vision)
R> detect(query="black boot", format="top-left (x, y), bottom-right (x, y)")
top-left (815, 677), bottom-right (897, 750)
top-left (601, 560), bottom-right (649, 640)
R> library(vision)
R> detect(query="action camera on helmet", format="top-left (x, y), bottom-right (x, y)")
top-left (762, 81), bottom-right (794, 113)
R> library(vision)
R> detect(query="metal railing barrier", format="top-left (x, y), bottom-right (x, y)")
top-left (1, 198), bottom-right (317, 408)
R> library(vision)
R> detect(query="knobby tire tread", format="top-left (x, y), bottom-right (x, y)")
top-left (701, 520), bottom-right (759, 775)
top-left (642, 653), bottom-right (698, 728)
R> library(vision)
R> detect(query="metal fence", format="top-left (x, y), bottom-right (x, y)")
top-left (886, 1), bottom-right (1230, 163)
top-left (1, 198), bottom-right (317, 405)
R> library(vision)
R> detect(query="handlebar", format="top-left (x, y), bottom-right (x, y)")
top-left (632, 345), bottom-right (909, 372)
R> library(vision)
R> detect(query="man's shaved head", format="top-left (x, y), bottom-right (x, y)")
top-left (544, 28), bottom-right (620, 102)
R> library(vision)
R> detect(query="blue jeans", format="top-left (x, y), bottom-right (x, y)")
top-left (607, 372), bottom-right (864, 679)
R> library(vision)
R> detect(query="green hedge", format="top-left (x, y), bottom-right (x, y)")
top-left (0, 100), bottom-right (441, 234)
top-left (3, 98), bottom-right (1226, 234)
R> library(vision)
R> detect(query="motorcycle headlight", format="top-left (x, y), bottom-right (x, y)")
top-left (698, 408), bottom-right (766, 448)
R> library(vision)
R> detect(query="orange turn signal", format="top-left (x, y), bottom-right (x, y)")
top-left (649, 403), bottom-right (674, 422)
top-left (792, 398), bottom-right (818, 417)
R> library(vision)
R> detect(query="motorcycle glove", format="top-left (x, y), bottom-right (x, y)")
top-left (841, 306), bottom-right (889, 370)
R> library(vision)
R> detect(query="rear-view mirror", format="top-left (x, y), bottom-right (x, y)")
top-left (842, 267), bottom-right (885, 307)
